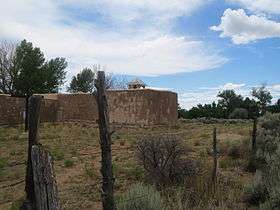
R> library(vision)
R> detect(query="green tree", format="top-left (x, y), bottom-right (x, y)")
top-left (42, 57), bottom-right (68, 93)
top-left (229, 108), bottom-right (248, 119)
top-left (252, 85), bottom-right (272, 115)
top-left (267, 99), bottom-right (280, 114)
top-left (68, 65), bottom-right (128, 93)
top-left (241, 97), bottom-right (260, 119)
top-left (68, 68), bottom-right (95, 93)
top-left (13, 40), bottom-right (67, 96)
top-left (217, 90), bottom-right (243, 118)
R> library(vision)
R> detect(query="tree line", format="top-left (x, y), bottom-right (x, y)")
top-left (179, 87), bottom-right (280, 119)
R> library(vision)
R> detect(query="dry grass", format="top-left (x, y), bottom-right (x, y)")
top-left (0, 120), bottom-right (254, 210)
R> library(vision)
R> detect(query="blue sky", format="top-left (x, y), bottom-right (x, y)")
top-left (0, 0), bottom-right (279, 108)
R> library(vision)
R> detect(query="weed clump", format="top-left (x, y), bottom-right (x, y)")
top-left (52, 149), bottom-right (65, 161)
top-left (84, 163), bottom-right (96, 178)
top-left (64, 159), bottom-right (74, 167)
top-left (117, 183), bottom-right (166, 210)
top-left (242, 173), bottom-right (269, 206)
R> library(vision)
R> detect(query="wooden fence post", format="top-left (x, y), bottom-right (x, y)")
top-left (22, 95), bottom-right (42, 209)
top-left (22, 95), bottom-right (60, 210)
top-left (31, 145), bottom-right (60, 210)
top-left (95, 71), bottom-right (116, 210)
top-left (212, 127), bottom-right (218, 192)
top-left (252, 118), bottom-right (258, 154)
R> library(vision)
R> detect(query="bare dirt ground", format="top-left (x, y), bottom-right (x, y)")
top-left (0, 120), bottom-right (253, 210)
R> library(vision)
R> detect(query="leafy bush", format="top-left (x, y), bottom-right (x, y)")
top-left (229, 108), bottom-right (248, 119)
top-left (117, 183), bottom-right (166, 210)
top-left (136, 134), bottom-right (199, 186)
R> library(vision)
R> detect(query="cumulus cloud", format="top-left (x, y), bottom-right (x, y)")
top-left (211, 9), bottom-right (280, 44)
top-left (0, 0), bottom-right (225, 78)
top-left (228, 0), bottom-right (280, 15)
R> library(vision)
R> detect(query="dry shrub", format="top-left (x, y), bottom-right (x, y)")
top-left (257, 113), bottom-right (280, 159)
top-left (243, 113), bottom-right (280, 208)
top-left (136, 134), bottom-right (199, 186)
top-left (227, 144), bottom-right (241, 159)
top-left (167, 169), bottom-right (244, 210)
top-left (260, 147), bottom-right (280, 209)
top-left (242, 173), bottom-right (268, 206)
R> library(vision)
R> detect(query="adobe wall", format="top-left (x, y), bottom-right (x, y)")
top-left (0, 89), bottom-right (178, 126)
top-left (0, 95), bottom-right (25, 125)
top-left (0, 95), bottom-right (58, 125)
top-left (56, 93), bottom-right (98, 122)
top-left (40, 99), bottom-right (58, 123)
top-left (107, 89), bottom-right (178, 125)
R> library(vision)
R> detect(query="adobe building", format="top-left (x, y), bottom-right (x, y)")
top-left (0, 87), bottom-right (178, 126)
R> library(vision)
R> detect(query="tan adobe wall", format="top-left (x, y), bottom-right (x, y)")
top-left (54, 89), bottom-right (178, 125)
top-left (56, 93), bottom-right (98, 122)
top-left (0, 89), bottom-right (178, 125)
top-left (0, 95), bottom-right (58, 125)
top-left (40, 99), bottom-right (58, 123)
top-left (0, 95), bottom-right (25, 125)
top-left (107, 89), bottom-right (178, 125)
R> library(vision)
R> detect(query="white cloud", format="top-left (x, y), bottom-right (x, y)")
top-left (271, 84), bottom-right (280, 91)
top-left (147, 86), bottom-right (172, 91)
top-left (222, 82), bottom-right (245, 89)
top-left (60, 0), bottom-right (211, 25)
top-left (211, 9), bottom-right (280, 44)
top-left (179, 83), bottom-right (248, 109)
top-left (0, 0), bottom-right (226, 78)
top-left (179, 83), bottom-right (280, 109)
top-left (179, 89), bottom-right (219, 109)
top-left (199, 83), bottom-right (245, 90)
top-left (228, 0), bottom-right (280, 15)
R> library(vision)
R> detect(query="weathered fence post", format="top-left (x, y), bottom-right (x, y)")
top-left (252, 118), bottom-right (258, 154)
top-left (31, 145), bottom-right (60, 210)
top-left (22, 95), bottom-right (42, 209)
top-left (95, 71), bottom-right (116, 210)
top-left (21, 95), bottom-right (60, 210)
top-left (212, 127), bottom-right (218, 192)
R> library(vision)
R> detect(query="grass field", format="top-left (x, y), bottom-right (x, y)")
top-left (0, 120), bottom-right (255, 210)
